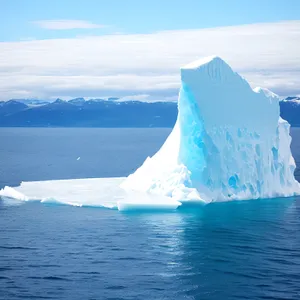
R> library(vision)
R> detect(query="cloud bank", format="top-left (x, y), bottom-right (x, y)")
top-left (1, 20), bottom-right (300, 100)
top-left (32, 20), bottom-right (106, 30)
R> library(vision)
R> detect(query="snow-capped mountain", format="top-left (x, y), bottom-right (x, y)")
top-left (0, 95), bottom-right (299, 127)
top-left (0, 98), bottom-right (177, 127)
top-left (8, 99), bottom-right (51, 106)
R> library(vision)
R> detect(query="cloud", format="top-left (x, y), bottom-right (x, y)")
top-left (32, 20), bottom-right (106, 30)
top-left (0, 20), bottom-right (300, 100)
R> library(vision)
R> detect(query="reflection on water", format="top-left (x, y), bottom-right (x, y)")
top-left (117, 197), bottom-right (300, 299)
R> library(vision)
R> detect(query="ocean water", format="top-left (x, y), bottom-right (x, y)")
top-left (1, 128), bottom-right (300, 300)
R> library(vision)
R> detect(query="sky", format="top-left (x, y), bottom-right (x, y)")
top-left (0, 0), bottom-right (300, 101)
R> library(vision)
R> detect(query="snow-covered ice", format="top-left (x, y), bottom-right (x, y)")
top-left (122, 56), bottom-right (300, 203)
top-left (0, 178), bottom-right (181, 211)
top-left (1, 56), bottom-right (299, 210)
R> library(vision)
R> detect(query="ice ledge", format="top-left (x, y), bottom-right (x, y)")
top-left (253, 87), bottom-right (280, 102)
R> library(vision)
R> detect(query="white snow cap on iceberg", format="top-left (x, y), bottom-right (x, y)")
top-left (121, 56), bottom-right (300, 203)
top-left (253, 87), bottom-right (281, 101)
top-left (182, 55), bottom-right (220, 69)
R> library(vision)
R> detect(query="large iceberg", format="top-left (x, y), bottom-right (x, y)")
top-left (121, 56), bottom-right (300, 203)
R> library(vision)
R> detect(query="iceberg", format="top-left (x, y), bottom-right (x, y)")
top-left (121, 56), bottom-right (300, 203)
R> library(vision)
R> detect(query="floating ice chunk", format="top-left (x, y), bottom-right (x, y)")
top-left (117, 202), bottom-right (179, 211)
top-left (117, 193), bottom-right (181, 211)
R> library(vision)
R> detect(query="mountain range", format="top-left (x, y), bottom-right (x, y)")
top-left (0, 98), bottom-right (177, 127)
top-left (0, 97), bottom-right (299, 127)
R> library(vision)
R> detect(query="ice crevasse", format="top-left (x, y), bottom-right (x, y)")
top-left (121, 56), bottom-right (300, 203)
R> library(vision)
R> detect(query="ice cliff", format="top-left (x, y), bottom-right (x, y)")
top-left (121, 56), bottom-right (300, 203)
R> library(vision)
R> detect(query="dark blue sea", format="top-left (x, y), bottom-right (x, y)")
top-left (1, 128), bottom-right (300, 300)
